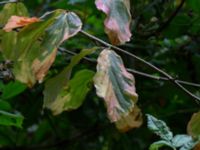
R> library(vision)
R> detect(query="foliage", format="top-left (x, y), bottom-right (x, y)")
top-left (0, 0), bottom-right (199, 150)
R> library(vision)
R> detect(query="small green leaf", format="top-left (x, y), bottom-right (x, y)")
top-left (1, 81), bottom-right (27, 100)
top-left (146, 114), bottom-right (173, 141)
top-left (0, 110), bottom-right (24, 128)
top-left (149, 140), bottom-right (175, 150)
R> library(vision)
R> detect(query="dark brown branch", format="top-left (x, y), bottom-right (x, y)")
top-left (80, 30), bottom-right (200, 104)
top-left (157, 0), bottom-right (186, 34)
top-left (141, 0), bottom-right (186, 37)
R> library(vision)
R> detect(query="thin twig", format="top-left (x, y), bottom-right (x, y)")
top-left (80, 30), bottom-right (200, 104)
top-left (127, 69), bottom-right (200, 88)
top-left (59, 47), bottom-right (200, 88)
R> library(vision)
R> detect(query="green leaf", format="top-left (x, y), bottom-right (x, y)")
top-left (146, 114), bottom-right (173, 141)
top-left (43, 48), bottom-right (97, 115)
top-left (95, 0), bottom-right (132, 45)
top-left (0, 110), bottom-right (24, 128)
top-left (2, 10), bottom-right (82, 87)
top-left (94, 49), bottom-right (140, 130)
top-left (187, 111), bottom-right (200, 138)
top-left (0, 2), bottom-right (28, 25)
top-left (149, 140), bottom-right (175, 150)
top-left (44, 69), bottom-right (94, 115)
top-left (1, 81), bottom-right (27, 100)
top-left (0, 100), bottom-right (12, 111)
top-left (186, 0), bottom-right (200, 13)
top-left (172, 135), bottom-right (192, 148)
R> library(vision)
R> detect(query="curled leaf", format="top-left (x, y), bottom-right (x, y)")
top-left (3, 16), bottom-right (40, 32)
top-left (94, 49), bottom-right (140, 129)
top-left (95, 0), bottom-right (132, 45)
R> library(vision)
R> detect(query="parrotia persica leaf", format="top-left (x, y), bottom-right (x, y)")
top-left (43, 48), bottom-right (97, 115)
top-left (44, 70), bottom-right (94, 115)
top-left (187, 111), bottom-right (200, 138)
top-left (3, 16), bottom-right (40, 32)
top-left (95, 0), bottom-right (132, 45)
top-left (2, 10), bottom-right (82, 87)
top-left (94, 49), bottom-right (141, 131)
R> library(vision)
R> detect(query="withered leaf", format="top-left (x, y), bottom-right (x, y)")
top-left (3, 16), bottom-right (40, 32)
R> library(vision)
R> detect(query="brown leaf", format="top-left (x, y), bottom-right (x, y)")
top-left (194, 142), bottom-right (200, 150)
top-left (3, 16), bottom-right (40, 32)
top-left (32, 48), bottom-right (57, 83)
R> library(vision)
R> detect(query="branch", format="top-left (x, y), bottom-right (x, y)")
top-left (145, 0), bottom-right (186, 37)
top-left (79, 30), bottom-right (200, 104)
top-left (59, 47), bottom-right (200, 88)
top-left (157, 0), bottom-right (186, 34)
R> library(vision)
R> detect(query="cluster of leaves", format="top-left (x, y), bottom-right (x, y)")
top-left (0, 0), bottom-right (199, 150)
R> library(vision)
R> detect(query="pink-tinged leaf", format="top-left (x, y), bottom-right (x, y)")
top-left (2, 10), bottom-right (82, 87)
top-left (95, 0), bottom-right (132, 45)
top-left (3, 16), bottom-right (40, 32)
top-left (94, 49), bottom-right (142, 131)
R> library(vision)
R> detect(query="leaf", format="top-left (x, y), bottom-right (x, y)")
top-left (172, 135), bottom-right (192, 147)
top-left (0, 100), bottom-right (12, 111)
top-left (0, 110), bottom-right (24, 128)
top-left (179, 138), bottom-right (200, 150)
top-left (44, 69), bottom-right (94, 115)
top-left (43, 48), bottom-right (97, 115)
top-left (115, 105), bottom-right (143, 132)
top-left (187, 111), bottom-right (200, 138)
top-left (2, 10), bottom-right (82, 87)
top-left (0, 2), bottom-right (28, 25)
top-left (94, 49), bottom-right (138, 123)
top-left (146, 114), bottom-right (173, 141)
top-left (1, 81), bottom-right (27, 100)
top-left (149, 140), bottom-right (175, 150)
top-left (3, 16), bottom-right (40, 32)
top-left (95, 0), bottom-right (132, 45)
